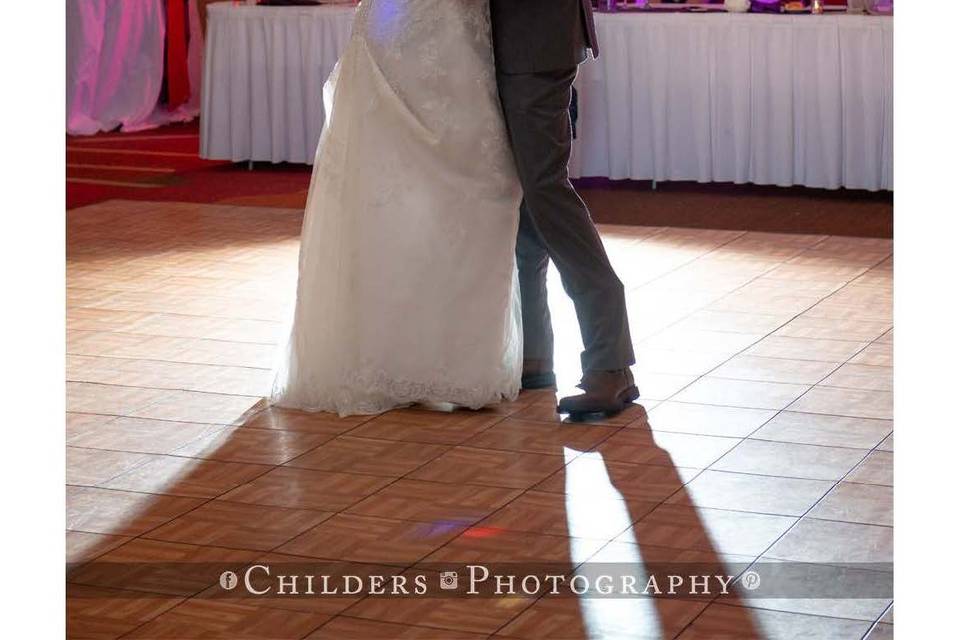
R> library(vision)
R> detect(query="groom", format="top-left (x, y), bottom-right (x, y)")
top-left (490, 0), bottom-right (637, 416)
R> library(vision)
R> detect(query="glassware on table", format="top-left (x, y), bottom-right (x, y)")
top-left (867, 0), bottom-right (893, 14)
top-left (724, 0), bottom-right (751, 12)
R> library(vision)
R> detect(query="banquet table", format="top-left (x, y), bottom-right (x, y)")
top-left (67, 0), bottom-right (205, 136)
top-left (200, 5), bottom-right (892, 191)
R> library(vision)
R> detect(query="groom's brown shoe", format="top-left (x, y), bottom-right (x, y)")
top-left (521, 358), bottom-right (557, 390)
top-left (557, 368), bottom-right (639, 417)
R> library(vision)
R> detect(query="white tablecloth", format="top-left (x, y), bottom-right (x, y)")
top-left (200, 6), bottom-right (892, 191)
top-left (570, 12), bottom-right (893, 191)
top-left (201, 3), bottom-right (356, 164)
top-left (67, 0), bottom-right (204, 136)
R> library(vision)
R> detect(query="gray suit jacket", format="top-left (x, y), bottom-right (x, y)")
top-left (489, 0), bottom-right (599, 74)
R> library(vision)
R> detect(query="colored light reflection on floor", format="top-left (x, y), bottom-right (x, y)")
top-left (420, 520), bottom-right (471, 538)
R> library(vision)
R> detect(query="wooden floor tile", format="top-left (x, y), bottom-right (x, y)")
top-left (594, 428), bottom-right (739, 470)
top-left (645, 402), bottom-right (777, 438)
top-left (66, 382), bottom-right (170, 416)
top-left (534, 456), bottom-right (700, 503)
top-left (477, 490), bottom-right (656, 541)
top-left (146, 500), bottom-right (331, 551)
top-left (636, 347), bottom-right (731, 377)
top-left (347, 408), bottom-right (505, 445)
top-left (278, 514), bottom-right (466, 565)
top-left (820, 363), bottom-right (892, 392)
top-left (676, 603), bottom-right (872, 639)
top-left (632, 372), bottom-right (699, 401)
top-left (122, 599), bottom-right (330, 639)
top-left (748, 412), bottom-right (892, 449)
top-left (866, 622), bottom-right (895, 640)
top-left (773, 315), bottom-right (891, 342)
top-left (710, 355), bottom-right (839, 385)
top-left (66, 411), bottom-right (113, 440)
top-left (127, 390), bottom-right (264, 424)
top-left (105, 335), bottom-right (274, 368)
top-left (786, 387), bottom-right (893, 420)
top-left (618, 503), bottom-right (796, 557)
top-left (121, 312), bottom-right (280, 343)
top-left (67, 308), bottom-right (152, 333)
top-left (668, 471), bottom-right (833, 517)
top-left (173, 426), bottom-right (331, 465)
top-left (509, 398), bottom-right (647, 427)
top-left (346, 479), bottom-right (520, 525)
top-left (745, 336), bottom-right (869, 362)
top-left (67, 531), bottom-right (132, 565)
top-left (764, 518), bottom-right (893, 565)
top-left (497, 593), bottom-right (708, 640)
top-left (462, 418), bottom-right (619, 456)
top-left (674, 310), bottom-right (790, 335)
top-left (101, 455), bottom-right (271, 498)
top-left (584, 539), bottom-right (754, 568)
top-left (877, 433), bottom-right (893, 452)
top-left (673, 377), bottom-right (810, 411)
top-left (344, 588), bottom-right (533, 636)
top-left (68, 538), bottom-right (259, 596)
top-left (846, 451), bottom-right (893, 486)
top-left (67, 417), bottom-right (227, 455)
top-left (424, 528), bottom-right (607, 566)
top-left (67, 583), bottom-right (184, 640)
top-left (241, 406), bottom-right (369, 435)
top-left (850, 342), bottom-right (892, 366)
top-left (307, 616), bottom-right (488, 639)
top-left (807, 482), bottom-right (893, 526)
top-left (67, 486), bottom-right (205, 537)
top-left (68, 354), bottom-right (272, 397)
top-left (409, 446), bottom-right (565, 490)
top-left (219, 466), bottom-right (392, 511)
top-left (285, 436), bottom-right (450, 477)
top-left (67, 447), bottom-right (153, 486)
top-left (709, 440), bottom-right (866, 481)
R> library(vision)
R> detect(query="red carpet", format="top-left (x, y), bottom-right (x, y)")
top-left (67, 121), bottom-right (892, 237)
top-left (66, 121), bottom-right (313, 210)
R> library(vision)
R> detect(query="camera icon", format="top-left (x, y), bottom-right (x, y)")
top-left (439, 571), bottom-right (459, 590)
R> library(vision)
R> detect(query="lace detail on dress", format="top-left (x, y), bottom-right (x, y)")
top-left (275, 367), bottom-right (519, 417)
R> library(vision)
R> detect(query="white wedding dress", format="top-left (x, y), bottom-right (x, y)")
top-left (271, 0), bottom-right (523, 416)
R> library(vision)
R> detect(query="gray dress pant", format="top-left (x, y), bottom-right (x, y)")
top-left (497, 68), bottom-right (635, 372)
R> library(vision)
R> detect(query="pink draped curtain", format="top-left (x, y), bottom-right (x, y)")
top-left (66, 0), bottom-right (203, 135)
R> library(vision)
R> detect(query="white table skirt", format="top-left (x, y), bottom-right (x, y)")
top-left (201, 4), bottom-right (356, 164)
top-left (570, 12), bottom-right (892, 191)
top-left (67, 0), bottom-right (204, 136)
top-left (200, 6), bottom-right (892, 191)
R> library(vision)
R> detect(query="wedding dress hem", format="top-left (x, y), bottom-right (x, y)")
top-left (271, 369), bottom-right (520, 417)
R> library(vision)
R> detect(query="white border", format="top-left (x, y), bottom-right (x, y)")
top-left (0, 2), bottom-right (66, 638)
top-left (895, 1), bottom-right (960, 638)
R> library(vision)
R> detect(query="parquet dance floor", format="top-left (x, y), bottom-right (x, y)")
top-left (67, 200), bottom-right (892, 639)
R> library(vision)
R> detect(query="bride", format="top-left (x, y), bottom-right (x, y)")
top-left (271, 0), bottom-right (523, 416)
